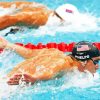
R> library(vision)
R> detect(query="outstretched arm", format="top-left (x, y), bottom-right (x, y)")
top-left (0, 1), bottom-right (52, 30)
top-left (0, 37), bottom-right (44, 59)
top-left (7, 54), bottom-right (72, 85)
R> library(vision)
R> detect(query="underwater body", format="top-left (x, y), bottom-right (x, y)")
top-left (0, 0), bottom-right (100, 100)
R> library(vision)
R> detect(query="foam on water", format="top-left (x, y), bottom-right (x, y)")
top-left (33, 12), bottom-right (100, 37)
top-left (61, 68), bottom-right (99, 89)
top-left (0, 4), bottom-right (21, 17)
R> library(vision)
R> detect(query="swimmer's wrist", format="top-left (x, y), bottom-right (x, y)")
top-left (5, 43), bottom-right (16, 50)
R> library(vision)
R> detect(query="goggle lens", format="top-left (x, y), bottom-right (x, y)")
top-left (91, 59), bottom-right (99, 65)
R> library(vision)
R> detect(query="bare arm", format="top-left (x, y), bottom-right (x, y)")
top-left (0, 37), bottom-right (68, 60)
top-left (6, 43), bottom-right (39, 59)
top-left (0, 37), bottom-right (47, 59)
top-left (6, 43), bottom-right (65, 59)
top-left (7, 54), bottom-right (73, 85)
top-left (0, 1), bottom-right (52, 30)
top-left (32, 57), bottom-right (71, 80)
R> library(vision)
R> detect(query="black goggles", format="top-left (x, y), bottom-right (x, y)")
top-left (78, 59), bottom-right (99, 65)
top-left (91, 59), bottom-right (99, 65)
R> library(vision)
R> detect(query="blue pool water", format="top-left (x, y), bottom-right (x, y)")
top-left (0, 0), bottom-right (100, 100)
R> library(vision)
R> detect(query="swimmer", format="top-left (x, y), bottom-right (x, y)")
top-left (0, 37), bottom-right (100, 85)
top-left (0, 1), bottom-right (79, 30)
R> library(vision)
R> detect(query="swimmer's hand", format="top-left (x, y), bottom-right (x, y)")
top-left (7, 74), bottom-right (36, 85)
top-left (4, 28), bottom-right (20, 36)
top-left (0, 37), bottom-right (8, 49)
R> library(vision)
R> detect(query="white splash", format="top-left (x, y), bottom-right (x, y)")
top-left (0, 4), bottom-right (21, 17)
top-left (33, 12), bottom-right (100, 36)
top-left (61, 67), bottom-right (100, 89)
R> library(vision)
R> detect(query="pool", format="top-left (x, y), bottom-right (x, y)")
top-left (0, 0), bottom-right (100, 100)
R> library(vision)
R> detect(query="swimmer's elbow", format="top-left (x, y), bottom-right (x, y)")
top-left (18, 49), bottom-right (35, 59)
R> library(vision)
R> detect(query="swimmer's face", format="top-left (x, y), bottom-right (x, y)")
top-left (90, 57), bottom-right (100, 70)
top-left (54, 11), bottom-right (63, 20)
top-left (78, 57), bottom-right (100, 74)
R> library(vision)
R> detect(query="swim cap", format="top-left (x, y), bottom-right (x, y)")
top-left (55, 4), bottom-right (79, 21)
top-left (72, 41), bottom-right (100, 61)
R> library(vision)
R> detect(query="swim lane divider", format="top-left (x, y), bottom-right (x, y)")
top-left (0, 42), bottom-right (100, 53)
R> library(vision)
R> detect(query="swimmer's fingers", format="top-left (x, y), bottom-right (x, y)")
top-left (7, 74), bottom-right (22, 85)
top-left (7, 79), bottom-right (19, 85)
top-left (7, 74), bottom-right (36, 85)
top-left (22, 74), bottom-right (36, 83)
top-left (10, 74), bottom-right (22, 81)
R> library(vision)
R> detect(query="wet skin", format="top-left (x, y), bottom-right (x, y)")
top-left (7, 57), bottom-right (100, 85)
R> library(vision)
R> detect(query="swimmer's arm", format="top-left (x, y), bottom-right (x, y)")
top-left (0, 37), bottom-right (61, 59)
top-left (0, 37), bottom-right (36, 58)
top-left (0, 15), bottom-right (19, 30)
top-left (31, 57), bottom-right (72, 81)
top-left (0, 2), bottom-right (52, 30)
top-left (6, 43), bottom-right (42, 59)
top-left (7, 56), bottom-right (73, 84)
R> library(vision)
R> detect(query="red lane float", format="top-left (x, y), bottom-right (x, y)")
top-left (16, 42), bottom-right (76, 52)
top-left (0, 42), bottom-right (100, 53)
